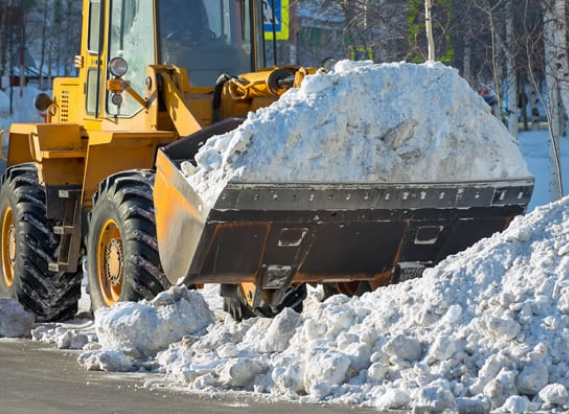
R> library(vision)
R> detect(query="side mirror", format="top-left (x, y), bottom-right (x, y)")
top-left (321, 57), bottom-right (338, 71)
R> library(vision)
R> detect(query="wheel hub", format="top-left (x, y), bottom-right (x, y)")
top-left (97, 219), bottom-right (124, 305)
top-left (1, 208), bottom-right (16, 288)
top-left (105, 238), bottom-right (123, 285)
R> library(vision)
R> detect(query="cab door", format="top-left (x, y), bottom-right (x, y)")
top-left (84, 0), bottom-right (106, 120)
top-left (106, 0), bottom-right (156, 118)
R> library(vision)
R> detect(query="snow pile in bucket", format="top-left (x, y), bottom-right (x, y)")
top-left (78, 196), bottom-right (569, 413)
top-left (182, 61), bottom-right (530, 207)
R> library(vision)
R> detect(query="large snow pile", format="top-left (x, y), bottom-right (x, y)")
top-left (183, 61), bottom-right (530, 206)
top-left (76, 195), bottom-right (569, 413)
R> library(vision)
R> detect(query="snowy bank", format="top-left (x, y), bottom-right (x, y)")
top-left (183, 61), bottom-right (531, 207)
top-left (77, 195), bottom-right (569, 413)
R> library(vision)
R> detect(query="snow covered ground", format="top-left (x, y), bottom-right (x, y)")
top-left (1, 62), bottom-right (569, 414)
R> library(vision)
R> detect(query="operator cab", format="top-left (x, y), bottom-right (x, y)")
top-left (157, 0), bottom-right (258, 86)
top-left (87, 0), bottom-right (264, 118)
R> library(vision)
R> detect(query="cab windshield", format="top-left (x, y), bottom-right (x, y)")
top-left (157, 0), bottom-right (254, 87)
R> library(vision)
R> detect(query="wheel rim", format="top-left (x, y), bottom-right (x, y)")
top-left (97, 218), bottom-right (124, 306)
top-left (1, 207), bottom-right (16, 288)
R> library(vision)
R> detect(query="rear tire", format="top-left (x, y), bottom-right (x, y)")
top-left (87, 170), bottom-right (170, 311)
top-left (222, 283), bottom-right (307, 322)
top-left (0, 164), bottom-right (82, 321)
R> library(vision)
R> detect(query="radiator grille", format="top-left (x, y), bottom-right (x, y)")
top-left (60, 90), bottom-right (70, 122)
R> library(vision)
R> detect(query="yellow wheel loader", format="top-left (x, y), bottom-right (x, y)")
top-left (0, 0), bottom-right (533, 322)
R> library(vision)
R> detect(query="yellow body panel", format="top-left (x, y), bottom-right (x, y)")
top-left (82, 130), bottom-right (176, 208)
top-left (50, 78), bottom-right (82, 124)
top-left (7, 123), bottom-right (85, 186)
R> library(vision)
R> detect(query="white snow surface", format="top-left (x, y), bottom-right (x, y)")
top-left (183, 61), bottom-right (530, 207)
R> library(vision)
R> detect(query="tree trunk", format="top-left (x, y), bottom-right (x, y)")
top-left (551, 0), bottom-right (569, 132)
top-left (425, 0), bottom-right (435, 61)
top-left (54, 0), bottom-right (62, 79)
top-left (0, 1), bottom-right (9, 85)
top-left (38, 0), bottom-right (49, 90)
top-left (529, 80), bottom-right (540, 130)
top-left (543, 0), bottom-right (564, 201)
top-left (64, 0), bottom-right (73, 76)
top-left (493, 27), bottom-right (506, 124)
top-left (504, 0), bottom-right (518, 137)
top-left (463, 37), bottom-right (473, 86)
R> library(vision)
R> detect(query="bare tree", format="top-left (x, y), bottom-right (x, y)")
top-left (504, 0), bottom-right (518, 137)
top-left (0, 0), bottom-right (9, 88)
top-left (541, 0), bottom-right (564, 201)
top-left (425, 0), bottom-right (435, 60)
top-left (473, 0), bottom-right (509, 123)
top-left (37, 0), bottom-right (49, 89)
top-left (296, 0), bottom-right (409, 65)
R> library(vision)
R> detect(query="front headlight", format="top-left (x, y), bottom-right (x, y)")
top-left (109, 57), bottom-right (128, 78)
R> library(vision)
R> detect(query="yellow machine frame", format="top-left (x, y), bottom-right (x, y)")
top-left (0, 0), bottom-right (279, 274)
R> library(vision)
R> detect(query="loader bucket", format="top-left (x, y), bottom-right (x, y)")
top-left (154, 124), bottom-right (534, 288)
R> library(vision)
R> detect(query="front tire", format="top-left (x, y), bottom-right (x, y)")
top-left (0, 164), bottom-right (82, 321)
top-left (87, 170), bottom-right (170, 311)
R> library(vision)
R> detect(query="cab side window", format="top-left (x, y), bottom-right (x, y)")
top-left (86, 0), bottom-right (101, 115)
top-left (88, 0), bottom-right (101, 52)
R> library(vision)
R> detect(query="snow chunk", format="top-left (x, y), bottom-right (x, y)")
top-left (258, 308), bottom-right (301, 353)
top-left (384, 334), bottom-right (422, 362)
top-left (0, 298), bottom-right (35, 338)
top-left (94, 286), bottom-right (214, 357)
top-left (31, 324), bottom-right (95, 349)
top-left (515, 362), bottom-right (549, 396)
top-left (412, 385), bottom-right (457, 414)
top-left (78, 349), bottom-right (133, 372)
top-left (539, 383), bottom-right (569, 407)
top-left (219, 357), bottom-right (270, 389)
top-left (374, 388), bottom-right (411, 411)
top-left (456, 396), bottom-right (491, 414)
top-left (302, 348), bottom-right (350, 397)
top-left (500, 395), bottom-right (530, 414)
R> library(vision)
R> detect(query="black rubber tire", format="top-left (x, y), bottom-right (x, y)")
top-left (0, 164), bottom-right (82, 321)
top-left (222, 285), bottom-right (257, 322)
top-left (87, 169), bottom-right (171, 311)
top-left (222, 283), bottom-right (307, 322)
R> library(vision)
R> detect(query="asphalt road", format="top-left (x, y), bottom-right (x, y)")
top-left (0, 339), bottom-right (386, 414)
